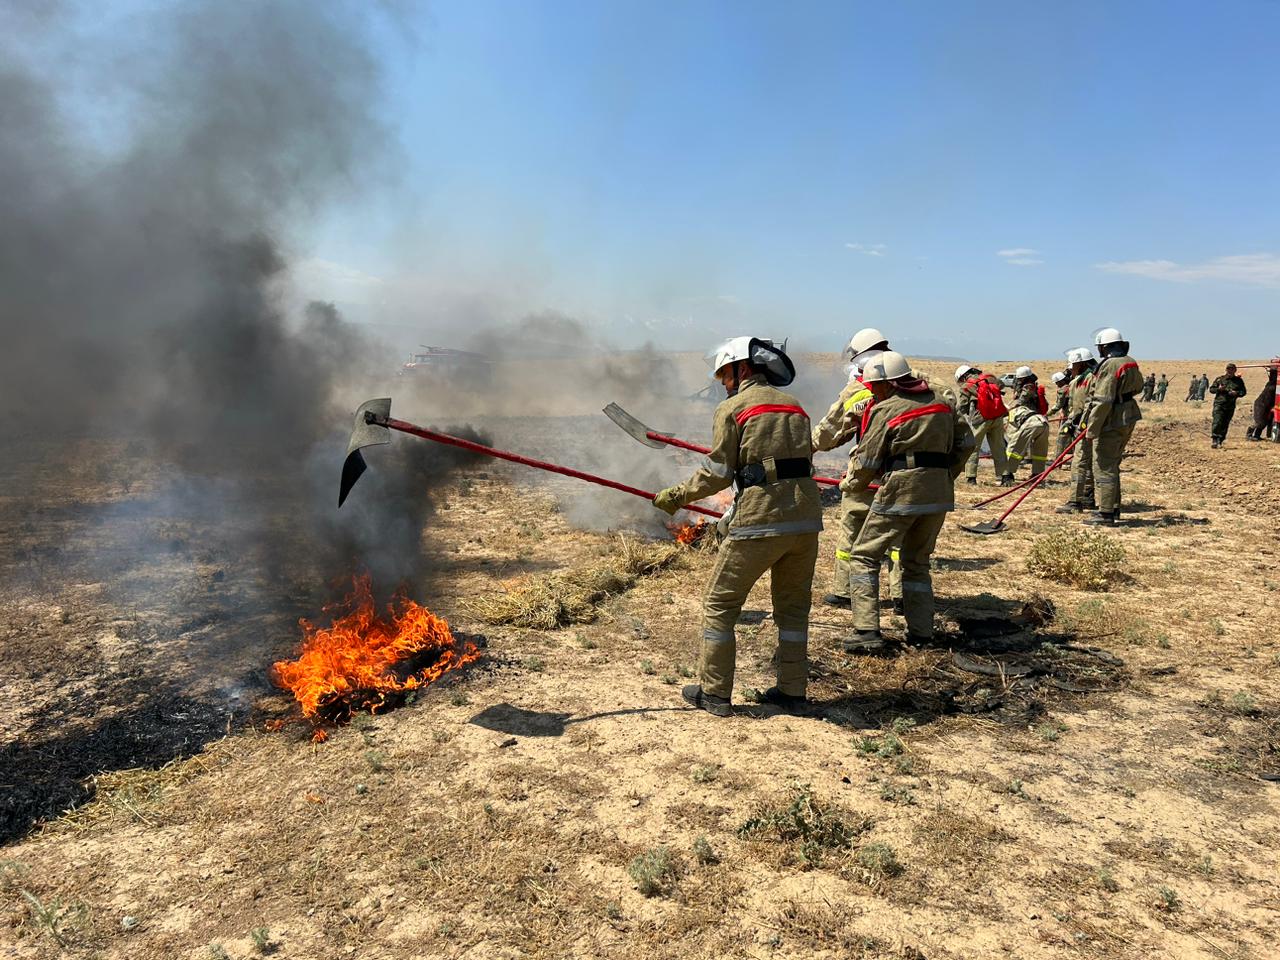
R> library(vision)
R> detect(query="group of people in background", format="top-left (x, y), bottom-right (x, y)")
top-left (1140, 373), bottom-right (1169, 402)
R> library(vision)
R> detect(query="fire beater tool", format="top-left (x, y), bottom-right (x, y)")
top-left (603, 402), bottom-right (844, 487)
top-left (959, 431), bottom-right (1086, 535)
top-left (340, 398), bottom-right (723, 517)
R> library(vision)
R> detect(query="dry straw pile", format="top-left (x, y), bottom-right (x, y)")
top-left (465, 534), bottom-right (686, 629)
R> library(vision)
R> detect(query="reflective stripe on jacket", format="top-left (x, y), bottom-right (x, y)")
top-left (1086, 355), bottom-right (1144, 437)
top-left (845, 388), bottom-right (975, 515)
top-left (669, 375), bottom-right (823, 539)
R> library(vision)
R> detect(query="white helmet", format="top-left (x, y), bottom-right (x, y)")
top-left (1094, 327), bottom-right (1125, 348)
top-left (1014, 365), bottom-right (1035, 380)
top-left (1066, 347), bottom-right (1093, 365)
top-left (954, 364), bottom-right (979, 382)
top-left (863, 350), bottom-right (913, 383)
top-left (704, 336), bottom-right (796, 386)
top-left (1051, 371), bottom-right (1068, 385)
top-left (844, 327), bottom-right (888, 363)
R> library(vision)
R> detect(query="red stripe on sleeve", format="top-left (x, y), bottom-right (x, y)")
top-left (885, 402), bottom-right (952, 430)
top-left (1115, 362), bottom-right (1139, 380)
top-left (734, 404), bottom-right (809, 426)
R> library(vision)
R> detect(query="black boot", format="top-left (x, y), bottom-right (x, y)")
top-left (682, 684), bottom-right (731, 717)
top-left (999, 474), bottom-right (1015, 487)
top-left (841, 630), bottom-right (896, 655)
top-left (1055, 502), bottom-right (1083, 514)
top-left (1083, 510), bottom-right (1117, 526)
top-left (757, 686), bottom-right (807, 710)
top-left (822, 593), bottom-right (851, 609)
top-left (965, 477), bottom-right (977, 486)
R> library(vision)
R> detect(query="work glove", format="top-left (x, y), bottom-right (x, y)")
top-left (652, 487), bottom-right (684, 515)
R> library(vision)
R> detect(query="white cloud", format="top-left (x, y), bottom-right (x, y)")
top-left (846, 242), bottom-right (886, 257)
top-left (1004, 257), bottom-right (1044, 266)
top-left (1094, 253), bottom-right (1280, 288)
top-left (997, 247), bottom-right (1039, 258)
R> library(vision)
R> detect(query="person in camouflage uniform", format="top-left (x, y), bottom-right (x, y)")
top-left (842, 352), bottom-right (974, 654)
top-left (653, 337), bottom-right (822, 717)
top-left (1155, 374), bottom-right (1169, 402)
top-left (1083, 329), bottom-right (1144, 525)
top-left (1057, 348), bottom-right (1098, 513)
top-left (811, 328), bottom-right (905, 612)
top-left (1005, 367), bottom-right (1050, 478)
top-left (1198, 373), bottom-right (1210, 400)
top-left (1140, 373), bottom-right (1156, 402)
top-left (954, 365), bottom-right (1011, 485)
top-left (1208, 363), bottom-right (1247, 448)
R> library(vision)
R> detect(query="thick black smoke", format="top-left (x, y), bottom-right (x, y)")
top-left (0, 0), bottom-right (461, 599)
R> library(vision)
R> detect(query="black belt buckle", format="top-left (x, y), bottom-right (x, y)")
top-left (738, 463), bottom-right (766, 488)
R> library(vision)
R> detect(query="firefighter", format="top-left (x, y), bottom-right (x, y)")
top-left (1246, 367), bottom-right (1277, 441)
top-left (1006, 366), bottom-right (1050, 477)
top-left (1056, 347), bottom-right (1098, 513)
top-left (1050, 370), bottom-right (1071, 461)
top-left (811, 327), bottom-right (903, 612)
top-left (954, 364), bottom-right (1011, 486)
top-left (1208, 363), bottom-right (1247, 448)
top-left (843, 351), bottom-right (974, 654)
top-left (652, 337), bottom-right (822, 716)
top-left (1082, 328), bottom-right (1144, 525)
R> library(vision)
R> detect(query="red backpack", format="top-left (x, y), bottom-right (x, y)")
top-left (1036, 385), bottom-right (1049, 416)
top-left (972, 375), bottom-right (1008, 421)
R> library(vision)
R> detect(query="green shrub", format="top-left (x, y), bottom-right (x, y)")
top-left (1027, 530), bottom-right (1126, 590)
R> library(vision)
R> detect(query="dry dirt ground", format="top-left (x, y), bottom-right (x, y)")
top-left (2, 357), bottom-right (1278, 960)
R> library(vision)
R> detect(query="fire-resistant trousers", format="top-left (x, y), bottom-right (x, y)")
top-left (1006, 414), bottom-right (1049, 476)
top-left (1092, 425), bottom-right (1134, 513)
top-left (832, 489), bottom-right (902, 601)
top-left (849, 511), bottom-right (947, 639)
top-left (700, 532), bottom-right (819, 700)
top-left (965, 418), bottom-right (1009, 480)
top-left (1069, 435), bottom-right (1095, 506)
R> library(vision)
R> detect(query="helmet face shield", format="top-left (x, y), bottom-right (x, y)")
top-left (748, 338), bottom-right (796, 387)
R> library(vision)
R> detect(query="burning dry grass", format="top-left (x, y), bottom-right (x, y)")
top-left (465, 534), bottom-right (686, 629)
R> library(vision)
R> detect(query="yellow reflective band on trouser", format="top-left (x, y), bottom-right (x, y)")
top-left (1031, 455), bottom-right (1049, 462)
top-left (1007, 451), bottom-right (1023, 462)
top-left (888, 548), bottom-right (899, 564)
top-left (843, 389), bottom-right (873, 412)
top-left (835, 549), bottom-right (853, 561)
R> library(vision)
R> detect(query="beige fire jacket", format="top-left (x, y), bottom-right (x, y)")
top-left (1086, 356), bottom-right (1144, 438)
top-left (845, 387), bottom-right (974, 515)
top-left (666, 376), bottom-right (823, 539)
top-left (811, 377), bottom-right (874, 453)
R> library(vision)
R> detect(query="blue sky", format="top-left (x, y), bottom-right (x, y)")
top-left (44, 1), bottom-right (1280, 358)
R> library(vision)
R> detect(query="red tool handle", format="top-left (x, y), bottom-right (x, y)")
top-left (989, 431), bottom-right (1087, 524)
top-left (644, 429), bottom-right (845, 487)
top-left (381, 417), bottom-right (724, 519)
top-left (970, 430), bottom-right (1082, 509)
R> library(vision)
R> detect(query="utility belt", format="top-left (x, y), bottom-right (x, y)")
top-left (884, 451), bottom-right (951, 472)
top-left (1121, 391), bottom-right (1138, 402)
top-left (736, 457), bottom-right (812, 488)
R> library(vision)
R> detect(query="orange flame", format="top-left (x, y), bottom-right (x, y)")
top-left (670, 519), bottom-right (710, 545)
top-left (271, 575), bottom-right (481, 721)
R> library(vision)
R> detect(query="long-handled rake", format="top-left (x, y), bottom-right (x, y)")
top-left (340, 398), bottom-right (723, 517)
top-left (603, 402), bottom-right (844, 487)
top-left (959, 431), bottom-right (1086, 535)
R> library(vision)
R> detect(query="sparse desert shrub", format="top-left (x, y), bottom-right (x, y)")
top-left (1027, 530), bottom-right (1126, 591)
top-left (628, 847), bottom-right (678, 897)
top-left (856, 842), bottom-right (903, 883)
top-left (692, 836), bottom-right (718, 865)
top-left (738, 783), bottom-right (868, 866)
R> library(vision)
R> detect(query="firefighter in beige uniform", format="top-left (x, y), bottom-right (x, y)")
top-left (954, 365), bottom-right (1012, 485)
top-left (652, 337), bottom-right (822, 716)
top-left (1005, 367), bottom-right (1050, 477)
top-left (1056, 347), bottom-right (1098, 513)
top-left (810, 327), bottom-right (903, 611)
top-left (842, 352), bottom-right (974, 654)
top-left (1082, 328), bottom-right (1143, 526)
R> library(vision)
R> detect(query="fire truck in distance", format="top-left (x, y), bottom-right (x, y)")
top-left (398, 345), bottom-right (492, 379)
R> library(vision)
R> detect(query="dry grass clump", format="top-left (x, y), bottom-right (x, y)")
top-left (1026, 530), bottom-right (1127, 591)
top-left (465, 535), bottom-right (684, 629)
